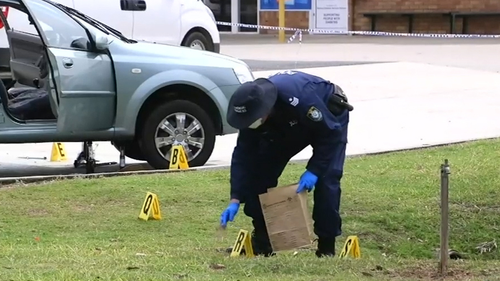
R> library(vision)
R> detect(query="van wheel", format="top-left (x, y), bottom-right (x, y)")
top-left (112, 140), bottom-right (145, 161)
top-left (183, 31), bottom-right (213, 52)
top-left (139, 100), bottom-right (216, 169)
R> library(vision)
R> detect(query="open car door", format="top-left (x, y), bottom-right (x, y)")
top-left (0, 7), bottom-right (44, 89)
top-left (20, 0), bottom-right (117, 132)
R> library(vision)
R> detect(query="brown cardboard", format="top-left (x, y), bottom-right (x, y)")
top-left (259, 184), bottom-right (314, 252)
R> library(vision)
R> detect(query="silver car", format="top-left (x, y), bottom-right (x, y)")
top-left (0, 0), bottom-right (251, 171)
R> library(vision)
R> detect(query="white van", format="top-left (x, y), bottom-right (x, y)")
top-left (0, 0), bottom-right (221, 76)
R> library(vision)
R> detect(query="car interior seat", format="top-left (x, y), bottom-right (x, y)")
top-left (6, 53), bottom-right (56, 120)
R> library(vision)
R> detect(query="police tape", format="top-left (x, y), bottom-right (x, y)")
top-left (287, 30), bottom-right (302, 43)
top-left (216, 21), bottom-right (500, 39)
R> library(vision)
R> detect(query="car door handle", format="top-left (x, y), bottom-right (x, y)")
top-left (62, 58), bottom-right (73, 68)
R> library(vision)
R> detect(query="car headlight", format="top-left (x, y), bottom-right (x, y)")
top-left (233, 65), bottom-right (254, 84)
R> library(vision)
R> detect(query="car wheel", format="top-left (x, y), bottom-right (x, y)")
top-left (139, 100), bottom-right (216, 169)
top-left (183, 31), bottom-right (213, 52)
top-left (112, 140), bottom-right (145, 161)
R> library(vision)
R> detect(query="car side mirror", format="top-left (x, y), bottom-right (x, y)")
top-left (120, 0), bottom-right (147, 11)
top-left (94, 34), bottom-right (109, 50)
top-left (89, 29), bottom-right (109, 50)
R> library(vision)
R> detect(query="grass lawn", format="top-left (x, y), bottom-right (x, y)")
top-left (1, 139), bottom-right (500, 281)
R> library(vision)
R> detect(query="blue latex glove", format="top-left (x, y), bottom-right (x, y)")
top-left (297, 170), bottom-right (318, 193)
top-left (220, 202), bottom-right (240, 227)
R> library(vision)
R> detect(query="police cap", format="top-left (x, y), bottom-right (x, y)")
top-left (226, 78), bottom-right (277, 130)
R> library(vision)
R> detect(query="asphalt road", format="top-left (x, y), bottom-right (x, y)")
top-left (220, 34), bottom-right (500, 45)
top-left (220, 36), bottom-right (500, 73)
top-left (242, 60), bottom-right (387, 71)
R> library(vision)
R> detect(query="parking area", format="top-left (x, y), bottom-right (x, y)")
top-left (1, 35), bottom-right (500, 178)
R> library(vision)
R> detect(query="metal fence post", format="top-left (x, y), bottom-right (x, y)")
top-left (439, 159), bottom-right (451, 276)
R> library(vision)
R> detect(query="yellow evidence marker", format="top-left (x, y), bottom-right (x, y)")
top-left (169, 145), bottom-right (189, 170)
top-left (339, 235), bottom-right (361, 258)
top-left (138, 192), bottom-right (162, 221)
top-left (230, 229), bottom-right (255, 258)
top-left (50, 142), bottom-right (67, 162)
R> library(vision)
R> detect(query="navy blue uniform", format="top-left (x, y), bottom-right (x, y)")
top-left (229, 70), bottom-right (349, 244)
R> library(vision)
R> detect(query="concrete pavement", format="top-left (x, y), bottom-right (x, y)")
top-left (1, 37), bottom-right (499, 177)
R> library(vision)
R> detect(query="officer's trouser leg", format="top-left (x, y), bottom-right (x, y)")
top-left (242, 141), bottom-right (308, 254)
top-left (312, 141), bottom-right (347, 256)
top-left (242, 152), bottom-right (290, 255)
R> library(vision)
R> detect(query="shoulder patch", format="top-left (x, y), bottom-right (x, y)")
top-left (288, 97), bottom-right (299, 106)
top-left (306, 106), bottom-right (323, 122)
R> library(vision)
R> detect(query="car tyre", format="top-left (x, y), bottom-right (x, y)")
top-left (139, 100), bottom-right (216, 169)
top-left (183, 31), bottom-right (213, 52)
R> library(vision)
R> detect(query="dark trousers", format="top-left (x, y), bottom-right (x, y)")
top-left (242, 115), bottom-right (348, 246)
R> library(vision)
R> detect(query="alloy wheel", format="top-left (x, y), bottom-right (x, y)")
top-left (154, 112), bottom-right (205, 162)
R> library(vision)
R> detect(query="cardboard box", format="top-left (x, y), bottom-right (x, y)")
top-left (259, 184), bottom-right (314, 252)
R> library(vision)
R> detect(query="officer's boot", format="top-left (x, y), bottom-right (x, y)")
top-left (250, 229), bottom-right (275, 257)
top-left (315, 237), bottom-right (336, 258)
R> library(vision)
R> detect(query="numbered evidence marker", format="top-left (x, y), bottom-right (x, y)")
top-left (339, 235), bottom-right (361, 259)
top-left (230, 229), bottom-right (255, 258)
top-left (50, 142), bottom-right (67, 162)
top-left (169, 145), bottom-right (189, 170)
top-left (138, 192), bottom-right (162, 221)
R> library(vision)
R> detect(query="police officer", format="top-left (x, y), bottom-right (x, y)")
top-left (219, 70), bottom-right (353, 258)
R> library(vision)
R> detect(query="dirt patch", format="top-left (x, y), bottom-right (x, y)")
top-left (451, 202), bottom-right (500, 214)
top-left (395, 267), bottom-right (472, 280)
top-left (385, 262), bottom-right (493, 281)
top-left (27, 209), bottom-right (49, 217)
top-left (72, 204), bottom-right (93, 212)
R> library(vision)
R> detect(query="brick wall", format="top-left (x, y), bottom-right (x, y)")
top-left (353, 0), bottom-right (500, 34)
top-left (259, 11), bottom-right (309, 34)
top-left (259, 0), bottom-right (500, 35)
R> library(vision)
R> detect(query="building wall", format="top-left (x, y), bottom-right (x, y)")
top-left (259, 11), bottom-right (309, 34)
top-left (259, 0), bottom-right (500, 34)
top-left (353, 0), bottom-right (500, 34)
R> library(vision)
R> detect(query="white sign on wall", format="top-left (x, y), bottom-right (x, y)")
top-left (312, 0), bottom-right (349, 34)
